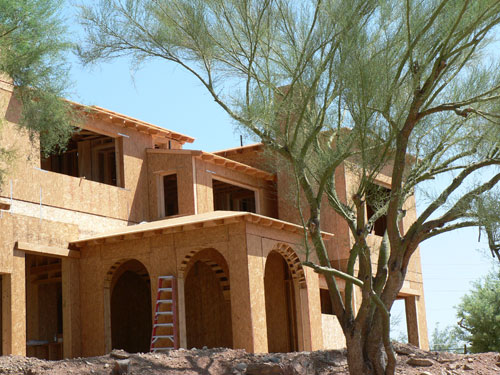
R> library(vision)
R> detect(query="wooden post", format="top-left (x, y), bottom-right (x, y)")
top-left (3, 251), bottom-right (26, 355)
top-left (177, 277), bottom-right (187, 348)
top-left (405, 296), bottom-right (420, 347)
top-left (62, 258), bottom-right (81, 358)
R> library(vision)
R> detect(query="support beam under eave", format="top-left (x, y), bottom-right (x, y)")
top-left (16, 242), bottom-right (80, 259)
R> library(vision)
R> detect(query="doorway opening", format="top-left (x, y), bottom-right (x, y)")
top-left (264, 251), bottom-right (298, 352)
top-left (109, 259), bottom-right (152, 353)
top-left (25, 255), bottom-right (63, 360)
top-left (184, 249), bottom-right (232, 349)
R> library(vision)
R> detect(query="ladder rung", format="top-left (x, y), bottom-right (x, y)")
top-left (153, 335), bottom-right (174, 340)
top-left (152, 275), bottom-right (178, 352)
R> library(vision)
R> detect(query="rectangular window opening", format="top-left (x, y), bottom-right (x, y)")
top-left (366, 183), bottom-right (391, 236)
top-left (163, 174), bottom-right (179, 217)
top-left (212, 179), bottom-right (256, 213)
top-left (40, 129), bottom-right (124, 187)
top-left (320, 289), bottom-right (334, 315)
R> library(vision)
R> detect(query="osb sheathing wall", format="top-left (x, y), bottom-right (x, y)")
top-left (147, 150), bottom-right (278, 221)
top-left (146, 151), bottom-right (196, 221)
top-left (276, 164), bottom-right (351, 264)
top-left (78, 221), bottom-right (322, 357)
top-left (193, 158), bottom-right (277, 217)
top-left (0, 85), bottom-right (158, 224)
top-left (0, 212), bottom-right (79, 355)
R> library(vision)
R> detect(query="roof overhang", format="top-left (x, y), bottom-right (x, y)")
top-left (69, 102), bottom-right (195, 145)
top-left (147, 148), bottom-right (276, 182)
top-left (70, 211), bottom-right (333, 248)
top-left (213, 143), bottom-right (264, 156)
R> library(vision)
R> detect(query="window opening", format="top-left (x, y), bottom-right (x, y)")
top-left (40, 129), bottom-right (123, 187)
top-left (212, 179), bottom-right (256, 213)
top-left (366, 183), bottom-right (391, 236)
top-left (163, 174), bottom-right (179, 217)
top-left (320, 289), bottom-right (334, 315)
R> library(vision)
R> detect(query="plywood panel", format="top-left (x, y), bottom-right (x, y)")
top-left (321, 314), bottom-right (346, 349)
top-left (146, 152), bottom-right (195, 221)
top-left (245, 234), bottom-right (268, 353)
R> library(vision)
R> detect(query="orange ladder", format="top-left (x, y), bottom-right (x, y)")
top-left (150, 275), bottom-right (179, 352)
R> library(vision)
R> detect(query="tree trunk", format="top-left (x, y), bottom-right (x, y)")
top-left (346, 328), bottom-right (395, 375)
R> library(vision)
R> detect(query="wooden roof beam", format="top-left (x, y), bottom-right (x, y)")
top-left (16, 242), bottom-right (81, 259)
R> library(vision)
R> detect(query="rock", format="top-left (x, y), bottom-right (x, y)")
top-left (407, 357), bottom-right (434, 367)
top-left (467, 358), bottom-right (473, 363)
top-left (202, 346), bottom-right (208, 350)
top-left (110, 349), bottom-right (130, 360)
top-left (419, 372), bottom-right (433, 375)
top-left (495, 361), bottom-right (500, 368)
top-left (112, 359), bottom-right (130, 375)
top-left (463, 363), bottom-right (473, 370)
top-left (394, 345), bottom-right (413, 355)
top-left (269, 356), bottom-right (280, 364)
top-left (104, 363), bottom-right (110, 368)
top-left (246, 363), bottom-right (283, 375)
top-left (447, 363), bottom-right (458, 370)
top-left (235, 362), bottom-right (247, 371)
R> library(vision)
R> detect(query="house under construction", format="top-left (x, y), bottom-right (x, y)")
top-left (0, 77), bottom-right (428, 359)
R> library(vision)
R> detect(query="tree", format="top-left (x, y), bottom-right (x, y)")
top-left (0, 0), bottom-right (77, 184)
top-left (430, 323), bottom-right (462, 353)
top-left (77, 0), bottom-right (500, 374)
top-left (455, 268), bottom-right (500, 353)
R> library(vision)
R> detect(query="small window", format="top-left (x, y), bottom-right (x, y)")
top-left (366, 183), bottom-right (391, 236)
top-left (320, 289), bottom-right (334, 315)
top-left (163, 174), bottom-right (179, 217)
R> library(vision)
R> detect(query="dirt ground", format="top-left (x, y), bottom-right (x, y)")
top-left (0, 343), bottom-right (499, 375)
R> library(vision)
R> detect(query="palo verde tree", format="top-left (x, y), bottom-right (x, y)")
top-left (78, 0), bottom-right (500, 374)
top-left (0, 0), bottom-right (76, 183)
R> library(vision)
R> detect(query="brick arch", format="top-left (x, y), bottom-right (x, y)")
top-left (269, 243), bottom-right (307, 288)
top-left (179, 248), bottom-right (230, 299)
top-left (104, 258), bottom-right (151, 290)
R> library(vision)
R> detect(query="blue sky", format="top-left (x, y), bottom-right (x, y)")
top-left (64, 1), bottom-right (497, 345)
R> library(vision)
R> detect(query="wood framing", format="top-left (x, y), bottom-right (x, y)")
top-left (0, 84), bottom-right (429, 359)
top-left (16, 242), bottom-right (80, 259)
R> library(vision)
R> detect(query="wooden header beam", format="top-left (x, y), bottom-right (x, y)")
top-left (16, 242), bottom-right (80, 259)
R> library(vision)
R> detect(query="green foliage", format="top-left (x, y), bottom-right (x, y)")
top-left (455, 269), bottom-right (500, 353)
top-left (430, 323), bottom-right (462, 353)
top-left (76, 0), bottom-right (500, 373)
top-left (0, 0), bottom-right (76, 178)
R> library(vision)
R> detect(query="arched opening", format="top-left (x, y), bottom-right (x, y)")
top-left (109, 259), bottom-right (152, 353)
top-left (184, 249), bottom-right (232, 349)
top-left (264, 250), bottom-right (299, 352)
